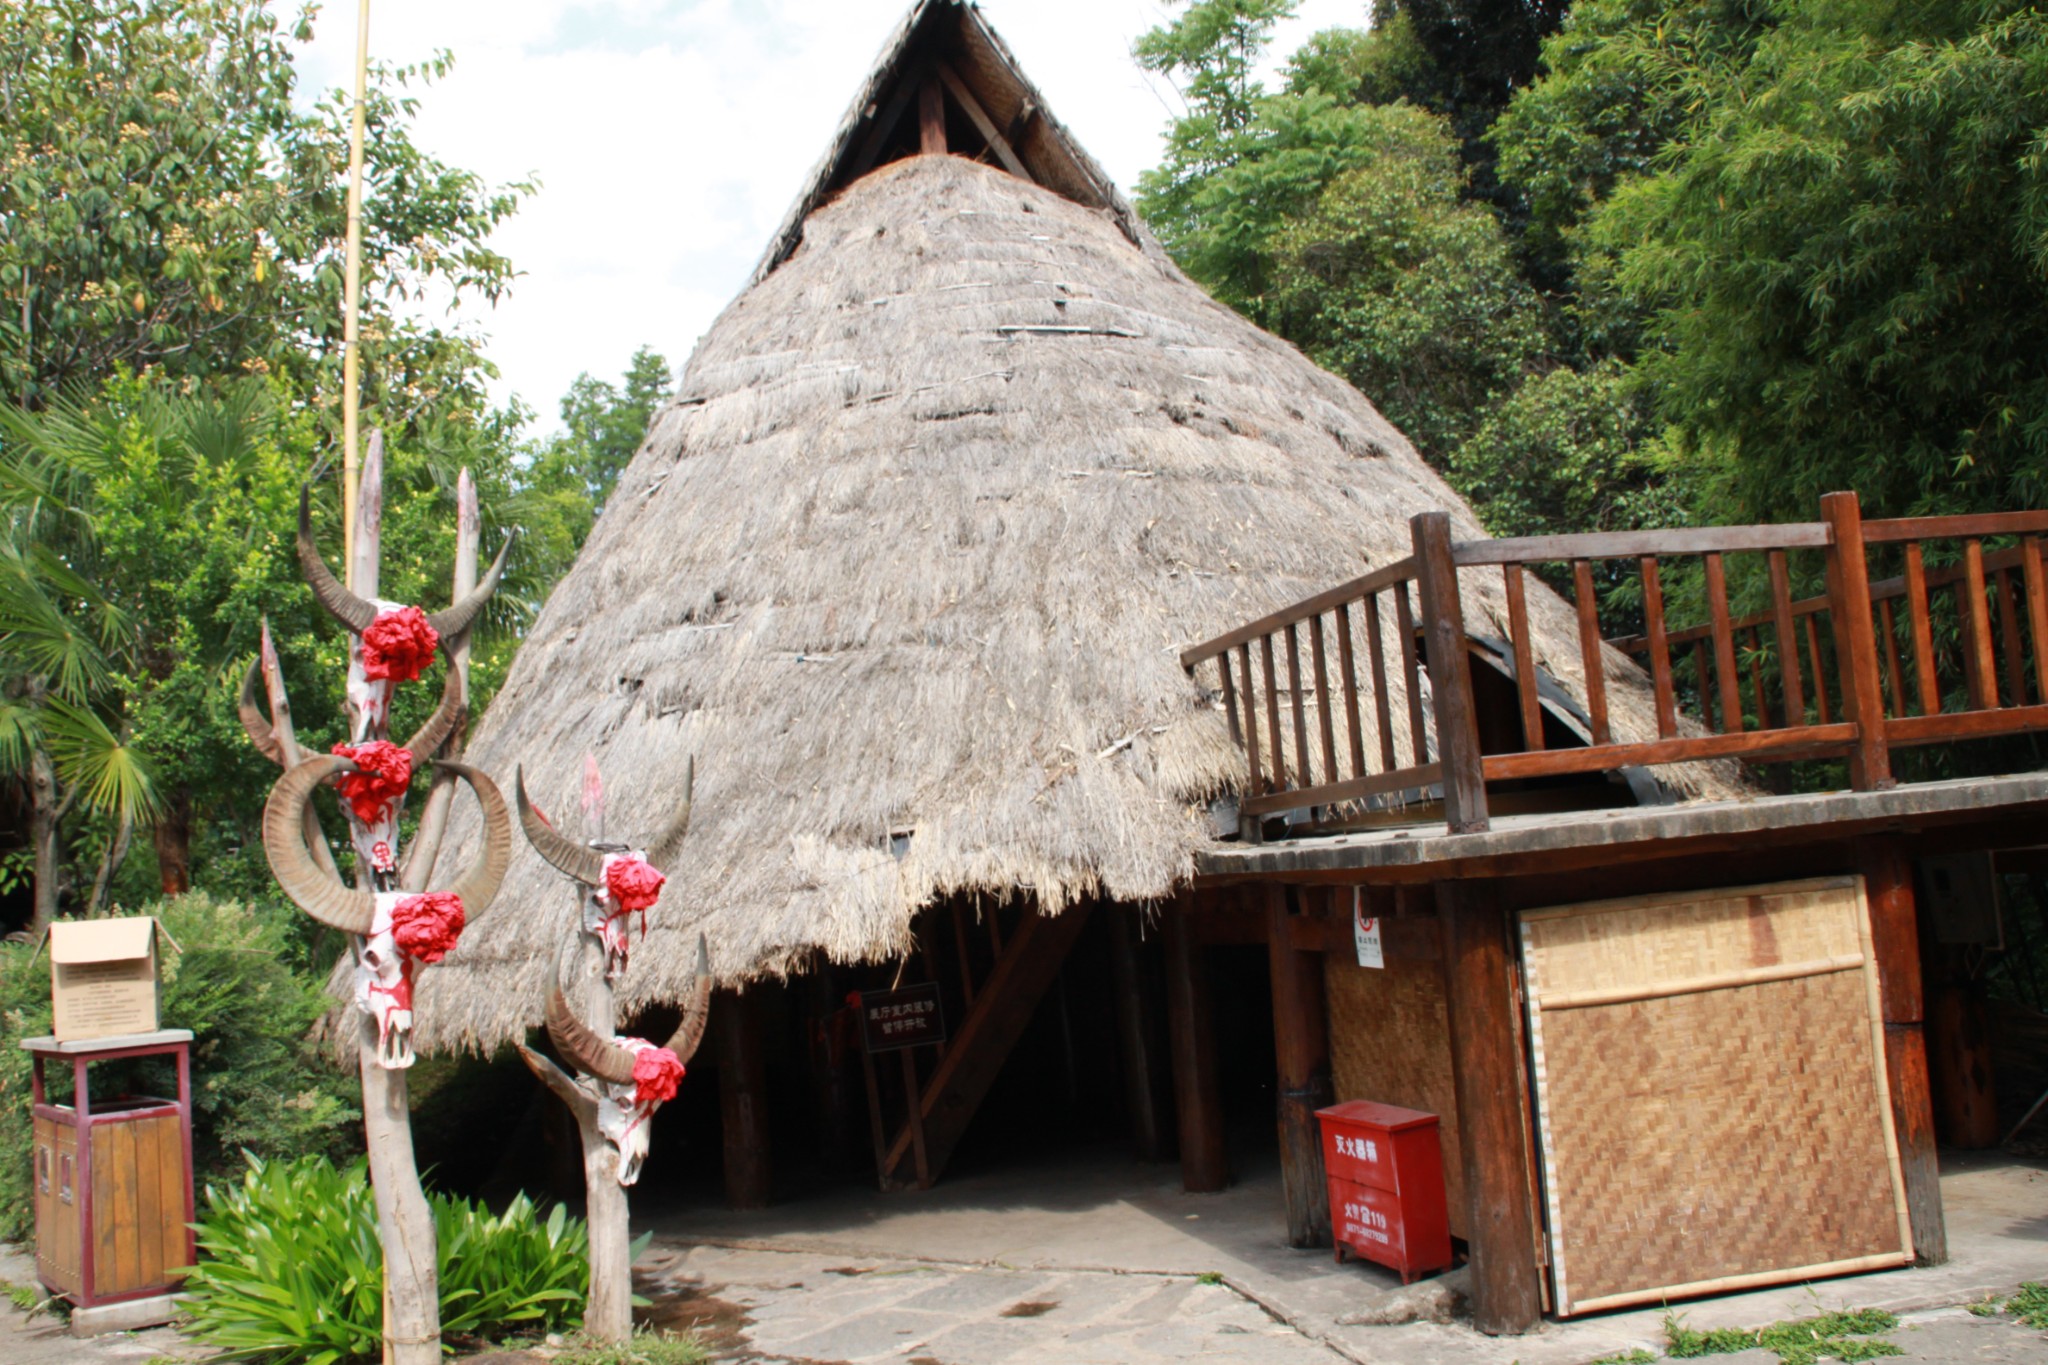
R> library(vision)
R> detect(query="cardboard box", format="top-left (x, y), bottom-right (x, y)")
top-left (47, 919), bottom-right (162, 1041)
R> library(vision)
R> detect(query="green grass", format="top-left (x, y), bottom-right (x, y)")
top-left (552, 1329), bottom-right (709, 1365)
top-left (2, 1280), bottom-right (36, 1313)
top-left (1663, 1307), bottom-right (1901, 1363)
top-left (1196, 1271), bottom-right (1225, 1286)
top-left (1589, 1351), bottom-right (1658, 1364)
top-left (1972, 1282), bottom-right (2048, 1330)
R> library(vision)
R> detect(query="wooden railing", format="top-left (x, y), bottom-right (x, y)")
top-left (1180, 493), bottom-right (2048, 836)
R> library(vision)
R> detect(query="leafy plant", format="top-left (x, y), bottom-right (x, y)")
top-left (1664, 1307), bottom-right (1902, 1363)
top-left (180, 1152), bottom-right (589, 1362)
top-left (1589, 1351), bottom-right (1657, 1365)
top-left (1976, 1281), bottom-right (2048, 1330)
top-left (553, 1330), bottom-right (710, 1365)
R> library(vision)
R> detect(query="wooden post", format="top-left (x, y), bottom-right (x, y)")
top-left (1859, 841), bottom-right (1945, 1264)
top-left (900, 1049), bottom-right (932, 1188)
top-left (1266, 886), bottom-right (1332, 1247)
top-left (918, 79), bottom-right (946, 155)
top-left (716, 989), bottom-right (772, 1210)
top-left (1411, 513), bottom-right (1488, 833)
top-left (1438, 879), bottom-right (1539, 1335)
top-left (1108, 908), bottom-right (1169, 1163)
top-left (1822, 491), bottom-right (1894, 790)
top-left (1163, 892), bottom-right (1227, 1192)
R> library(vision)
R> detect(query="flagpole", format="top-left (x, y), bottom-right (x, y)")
top-left (342, 0), bottom-right (371, 584)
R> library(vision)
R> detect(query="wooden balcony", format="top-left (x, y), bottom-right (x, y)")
top-left (1180, 493), bottom-right (2048, 838)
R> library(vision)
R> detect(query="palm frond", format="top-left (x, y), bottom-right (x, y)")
top-left (41, 696), bottom-right (159, 824)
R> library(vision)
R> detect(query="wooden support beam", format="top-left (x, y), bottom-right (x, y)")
top-left (1412, 513), bottom-right (1489, 833)
top-left (1859, 841), bottom-right (1945, 1265)
top-left (1109, 908), bottom-right (1170, 1163)
top-left (1165, 892), bottom-right (1228, 1193)
top-left (716, 988), bottom-right (772, 1210)
top-left (1267, 886), bottom-right (1332, 1248)
top-left (935, 63), bottom-right (1033, 182)
top-left (918, 79), bottom-right (946, 156)
top-left (1438, 880), bottom-right (1540, 1335)
top-left (847, 73), bottom-right (921, 182)
top-left (880, 902), bottom-right (1095, 1186)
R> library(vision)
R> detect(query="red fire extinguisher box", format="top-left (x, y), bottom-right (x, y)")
top-left (1316, 1099), bottom-right (1453, 1283)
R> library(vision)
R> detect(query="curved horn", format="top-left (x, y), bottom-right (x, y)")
top-left (646, 754), bottom-right (695, 870)
top-left (426, 530), bottom-right (516, 642)
top-left (436, 761), bottom-right (513, 922)
top-left (297, 486), bottom-right (378, 633)
top-left (263, 755), bottom-right (374, 934)
top-left (665, 934), bottom-right (713, 1064)
top-left (545, 988), bottom-right (638, 1085)
top-left (402, 667), bottom-right (467, 762)
top-left (240, 658), bottom-right (283, 766)
top-left (516, 766), bottom-right (605, 886)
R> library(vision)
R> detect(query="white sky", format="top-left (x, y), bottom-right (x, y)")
top-left (294, 0), bottom-right (1369, 430)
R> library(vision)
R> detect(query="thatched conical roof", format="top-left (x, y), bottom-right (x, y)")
top-left (412, 3), bottom-right (1718, 1053)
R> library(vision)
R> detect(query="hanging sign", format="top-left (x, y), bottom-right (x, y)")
top-left (856, 982), bottom-right (947, 1054)
top-left (1353, 889), bottom-right (1384, 970)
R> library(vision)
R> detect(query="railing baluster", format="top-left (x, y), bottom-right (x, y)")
top-left (1395, 583), bottom-right (1428, 767)
top-left (1412, 513), bottom-right (1487, 834)
top-left (1366, 592), bottom-right (1398, 770)
top-left (1820, 490), bottom-right (1891, 789)
top-left (1693, 639), bottom-right (1717, 731)
top-left (1747, 626), bottom-right (1769, 726)
top-left (1806, 614), bottom-right (1833, 725)
top-left (1216, 655), bottom-right (1242, 747)
top-left (1879, 599), bottom-right (1905, 720)
top-left (1572, 560), bottom-right (1612, 744)
top-left (1704, 552), bottom-right (1743, 733)
top-left (1332, 603), bottom-right (1367, 778)
top-left (1904, 542), bottom-right (1939, 715)
top-left (1237, 643), bottom-right (1264, 794)
top-left (1285, 625), bottom-right (1312, 787)
top-left (1641, 555), bottom-right (1677, 738)
top-left (1768, 550), bottom-right (1806, 724)
top-left (2025, 537), bottom-right (2048, 705)
top-left (1260, 634), bottom-right (1286, 789)
top-left (1503, 563), bottom-right (1543, 751)
top-left (1999, 567), bottom-right (2025, 709)
top-left (1962, 539), bottom-right (1997, 710)
top-left (1308, 615), bottom-right (1339, 784)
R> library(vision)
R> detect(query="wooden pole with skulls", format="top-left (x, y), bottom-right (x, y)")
top-left (242, 444), bottom-right (514, 1365)
top-left (514, 758), bottom-right (709, 1342)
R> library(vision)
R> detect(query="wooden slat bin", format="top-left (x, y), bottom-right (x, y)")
top-left (23, 1030), bottom-right (194, 1315)
top-left (1316, 1099), bottom-right (1454, 1283)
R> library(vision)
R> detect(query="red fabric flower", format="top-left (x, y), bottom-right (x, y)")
top-left (331, 741), bottom-right (414, 826)
top-left (390, 891), bottom-right (466, 964)
top-left (631, 1045), bottom-right (684, 1107)
top-left (605, 856), bottom-right (666, 913)
top-left (361, 606), bottom-right (439, 683)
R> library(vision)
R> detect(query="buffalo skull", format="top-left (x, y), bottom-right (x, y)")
top-left (264, 753), bottom-right (512, 1068)
top-left (544, 936), bottom-right (711, 1185)
top-left (516, 761), bottom-right (693, 980)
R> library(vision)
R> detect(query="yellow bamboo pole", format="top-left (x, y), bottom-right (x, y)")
top-left (342, 0), bottom-right (371, 584)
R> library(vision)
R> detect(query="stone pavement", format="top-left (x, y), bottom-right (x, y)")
top-left (2, 1147), bottom-right (2043, 1364)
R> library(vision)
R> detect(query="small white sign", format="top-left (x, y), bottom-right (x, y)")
top-left (1353, 889), bottom-right (1384, 969)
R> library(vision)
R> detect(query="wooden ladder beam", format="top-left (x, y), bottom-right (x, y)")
top-left (881, 902), bottom-right (1097, 1187)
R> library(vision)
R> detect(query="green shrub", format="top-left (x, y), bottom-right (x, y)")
top-left (181, 1152), bottom-right (588, 1362)
top-left (0, 892), bottom-right (360, 1241)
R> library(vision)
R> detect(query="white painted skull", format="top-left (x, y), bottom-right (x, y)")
top-left (356, 892), bottom-right (417, 1069)
top-left (583, 850), bottom-right (653, 980)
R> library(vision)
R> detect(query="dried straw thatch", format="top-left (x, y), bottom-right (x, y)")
top-left (412, 6), bottom-right (1729, 1053)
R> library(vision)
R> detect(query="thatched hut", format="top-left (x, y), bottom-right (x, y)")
top-left (414, 0), bottom-right (1751, 1252)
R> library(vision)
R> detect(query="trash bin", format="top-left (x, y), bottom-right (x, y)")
top-left (23, 1029), bottom-right (194, 1329)
top-left (1316, 1098), bottom-right (1453, 1283)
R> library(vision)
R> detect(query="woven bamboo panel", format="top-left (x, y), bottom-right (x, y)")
top-left (1523, 877), bottom-right (1910, 1316)
top-left (1325, 954), bottom-right (1466, 1238)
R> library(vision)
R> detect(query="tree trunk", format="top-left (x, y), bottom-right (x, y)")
top-left (152, 787), bottom-right (191, 896)
top-left (579, 1106), bottom-right (634, 1341)
top-left (359, 1021), bottom-right (440, 1365)
top-left (28, 749), bottom-right (61, 940)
